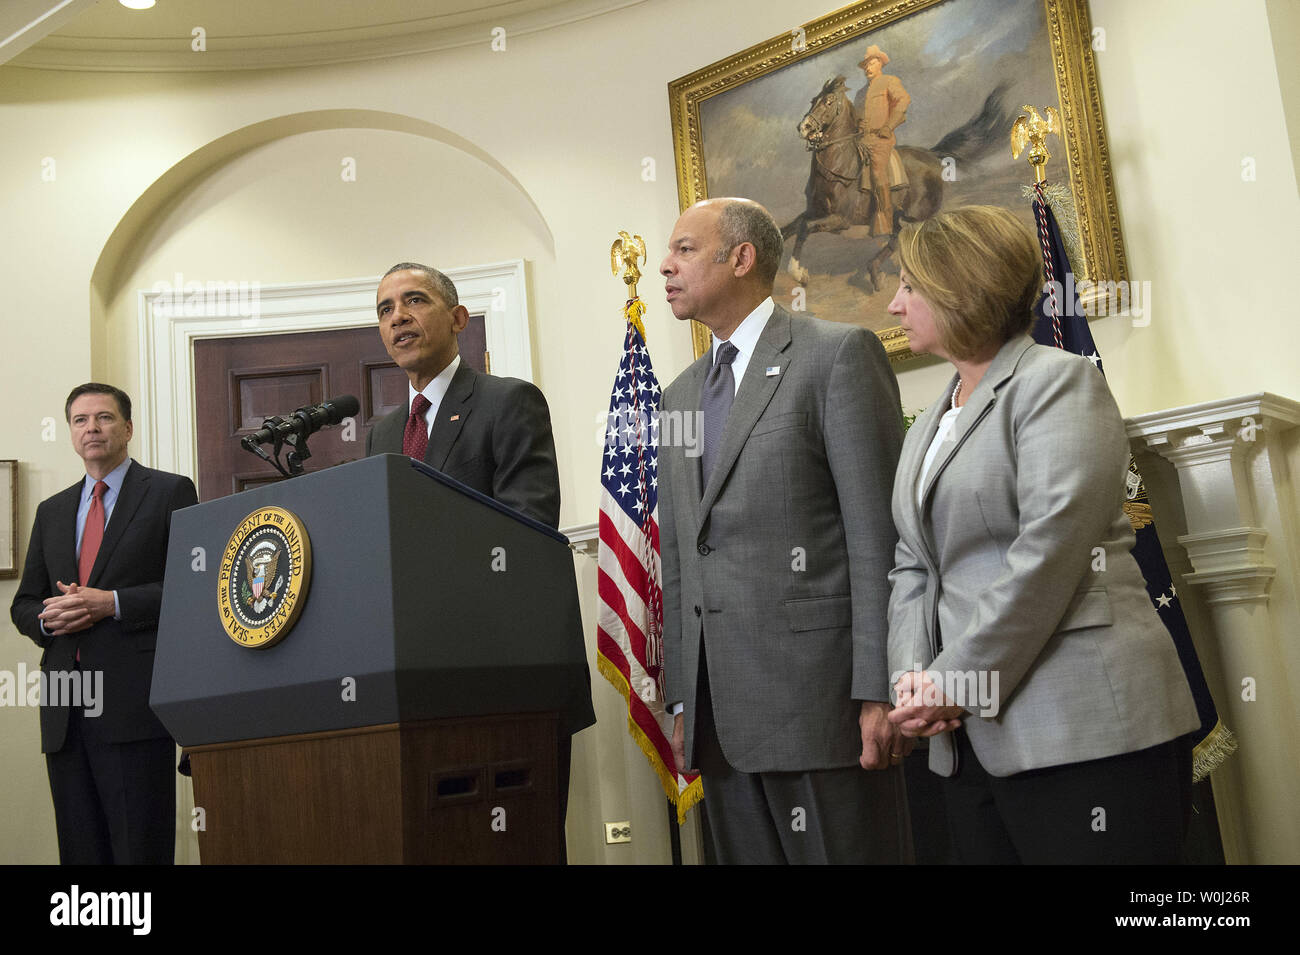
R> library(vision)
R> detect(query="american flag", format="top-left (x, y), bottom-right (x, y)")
top-left (595, 319), bottom-right (702, 820)
top-left (1030, 183), bottom-right (1234, 780)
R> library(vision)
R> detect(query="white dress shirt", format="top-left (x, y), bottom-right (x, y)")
top-left (408, 354), bottom-right (462, 437)
top-left (917, 402), bottom-right (962, 508)
top-left (711, 297), bottom-right (774, 393)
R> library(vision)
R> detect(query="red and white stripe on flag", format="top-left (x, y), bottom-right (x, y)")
top-left (595, 321), bottom-right (702, 822)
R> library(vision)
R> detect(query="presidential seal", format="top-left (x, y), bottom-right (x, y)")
top-left (217, 506), bottom-right (312, 649)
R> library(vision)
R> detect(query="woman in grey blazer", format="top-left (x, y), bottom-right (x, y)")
top-left (883, 205), bottom-right (1199, 863)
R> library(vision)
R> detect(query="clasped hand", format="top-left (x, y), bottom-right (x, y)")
top-left (671, 703), bottom-right (916, 774)
top-left (859, 700), bottom-right (913, 769)
top-left (39, 581), bottom-right (114, 636)
top-left (888, 670), bottom-right (965, 738)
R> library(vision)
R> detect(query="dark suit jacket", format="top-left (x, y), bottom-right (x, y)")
top-left (365, 361), bottom-right (561, 529)
top-left (659, 306), bottom-right (904, 773)
top-left (10, 460), bottom-right (198, 753)
top-left (366, 362), bottom-right (593, 737)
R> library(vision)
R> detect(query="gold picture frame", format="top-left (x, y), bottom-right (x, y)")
top-left (668, 0), bottom-right (1126, 360)
top-left (0, 460), bottom-right (16, 578)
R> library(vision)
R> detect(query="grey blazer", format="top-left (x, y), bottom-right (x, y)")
top-left (888, 336), bottom-right (1198, 777)
top-left (660, 306), bottom-right (903, 773)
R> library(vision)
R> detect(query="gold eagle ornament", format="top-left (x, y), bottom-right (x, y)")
top-left (611, 231), bottom-right (648, 300)
top-left (1011, 105), bottom-right (1061, 183)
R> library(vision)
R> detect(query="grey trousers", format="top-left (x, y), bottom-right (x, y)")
top-left (695, 661), bottom-right (913, 865)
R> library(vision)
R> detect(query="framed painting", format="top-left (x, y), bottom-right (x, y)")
top-left (668, 0), bottom-right (1125, 360)
top-left (0, 460), bottom-right (15, 578)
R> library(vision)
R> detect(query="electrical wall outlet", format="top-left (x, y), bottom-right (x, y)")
top-left (605, 821), bottom-right (632, 844)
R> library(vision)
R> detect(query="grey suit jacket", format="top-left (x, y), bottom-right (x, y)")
top-left (660, 306), bottom-right (903, 773)
top-left (887, 336), bottom-right (1198, 777)
top-left (365, 361), bottom-right (561, 529)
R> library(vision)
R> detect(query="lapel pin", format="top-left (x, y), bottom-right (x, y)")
top-left (765, 365), bottom-right (781, 377)
top-left (449, 414), bottom-right (460, 422)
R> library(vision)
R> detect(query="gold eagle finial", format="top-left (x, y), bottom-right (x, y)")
top-left (611, 231), bottom-right (648, 300)
top-left (1011, 105), bottom-right (1061, 183)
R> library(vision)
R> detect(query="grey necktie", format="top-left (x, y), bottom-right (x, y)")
top-left (700, 341), bottom-right (739, 491)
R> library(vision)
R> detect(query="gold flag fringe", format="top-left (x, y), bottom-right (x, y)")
top-left (597, 653), bottom-right (704, 824)
top-left (624, 297), bottom-right (647, 340)
top-left (1192, 719), bottom-right (1237, 783)
top-left (1022, 182), bottom-right (1083, 278)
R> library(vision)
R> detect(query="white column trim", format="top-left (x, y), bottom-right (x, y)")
top-left (1126, 391), bottom-right (1300, 862)
top-left (1126, 392), bottom-right (1300, 602)
top-left (563, 521), bottom-right (599, 556)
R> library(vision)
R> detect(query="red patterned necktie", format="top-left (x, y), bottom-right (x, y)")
top-left (403, 393), bottom-right (431, 460)
top-left (78, 480), bottom-right (108, 585)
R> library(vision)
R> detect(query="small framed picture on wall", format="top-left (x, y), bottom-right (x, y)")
top-left (0, 460), bottom-right (16, 577)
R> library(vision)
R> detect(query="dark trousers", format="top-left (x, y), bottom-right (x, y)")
top-left (45, 704), bottom-right (175, 865)
top-left (557, 732), bottom-right (571, 865)
top-left (694, 659), bottom-right (912, 865)
top-left (942, 727), bottom-right (1192, 864)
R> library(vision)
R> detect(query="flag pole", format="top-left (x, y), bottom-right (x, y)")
top-left (599, 231), bottom-right (704, 831)
top-left (1013, 107), bottom-right (1236, 782)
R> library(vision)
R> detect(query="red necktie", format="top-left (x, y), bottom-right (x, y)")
top-left (78, 480), bottom-right (108, 585)
top-left (403, 393), bottom-right (431, 460)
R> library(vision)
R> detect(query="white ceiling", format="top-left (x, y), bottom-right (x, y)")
top-left (0, 0), bottom-right (98, 62)
top-left (6, 0), bottom-right (645, 71)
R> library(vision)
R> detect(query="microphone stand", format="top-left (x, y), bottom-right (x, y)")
top-left (239, 414), bottom-right (314, 479)
top-left (283, 427), bottom-right (313, 476)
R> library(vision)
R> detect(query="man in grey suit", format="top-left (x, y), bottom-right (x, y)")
top-left (657, 198), bottom-right (912, 863)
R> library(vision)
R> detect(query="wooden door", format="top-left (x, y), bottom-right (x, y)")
top-left (193, 317), bottom-right (487, 502)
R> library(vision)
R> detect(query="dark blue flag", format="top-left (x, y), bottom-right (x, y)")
top-left (1030, 189), bottom-right (1235, 780)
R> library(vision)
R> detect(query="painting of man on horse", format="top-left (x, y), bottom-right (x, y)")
top-left (785, 60), bottom-right (1012, 295)
top-left (693, 0), bottom-right (1065, 335)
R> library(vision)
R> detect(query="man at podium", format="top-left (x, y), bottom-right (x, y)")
top-left (365, 262), bottom-right (584, 858)
top-left (366, 262), bottom-right (562, 529)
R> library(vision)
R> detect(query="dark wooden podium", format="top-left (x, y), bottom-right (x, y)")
top-left (151, 455), bottom-right (594, 864)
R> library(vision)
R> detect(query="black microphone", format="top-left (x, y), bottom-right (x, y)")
top-left (242, 395), bottom-right (360, 448)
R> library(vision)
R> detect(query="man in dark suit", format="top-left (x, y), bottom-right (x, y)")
top-left (364, 262), bottom-right (589, 860)
top-left (10, 382), bottom-right (197, 864)
top-left (658, 198), bottom-right (912, 863)
top-left (364, 262), bottom-right (561, 529)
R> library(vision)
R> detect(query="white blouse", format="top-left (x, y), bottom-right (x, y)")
top-left (916, 403), bottom-right (963, 509)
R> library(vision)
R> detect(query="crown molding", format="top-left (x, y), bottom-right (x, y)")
top-left (12, 0), bottom-right (646, 73)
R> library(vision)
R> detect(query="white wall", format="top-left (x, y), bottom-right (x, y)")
top-left (1, 0), bottom-right (1296, 863)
